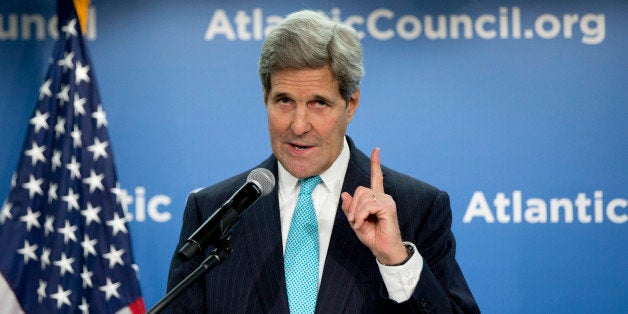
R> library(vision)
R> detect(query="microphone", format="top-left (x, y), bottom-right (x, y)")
top-left (177, 168), bottom-right (275, 261)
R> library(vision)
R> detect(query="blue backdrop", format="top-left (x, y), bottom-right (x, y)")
top-left (1, 1), bottom-right (626, 312)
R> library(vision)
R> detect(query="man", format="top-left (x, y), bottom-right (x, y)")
top-left (167, 10), bottom-right (479, 313)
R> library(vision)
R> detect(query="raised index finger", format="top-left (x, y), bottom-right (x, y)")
top-left (370, 148), bottom-right (384, 193)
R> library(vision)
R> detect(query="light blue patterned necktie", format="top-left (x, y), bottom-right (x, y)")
top-left (284, 175), bottom-right (321, 314)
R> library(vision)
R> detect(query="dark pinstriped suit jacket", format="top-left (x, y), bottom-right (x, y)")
top-left (166, 138), bottom-right (479, 313)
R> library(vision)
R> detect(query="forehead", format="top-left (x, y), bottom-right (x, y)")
top-left (268, 65), bottom-right (340, 98)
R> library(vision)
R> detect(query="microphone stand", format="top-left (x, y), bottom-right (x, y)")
top-left (147, 236), bottom-right (233, 314)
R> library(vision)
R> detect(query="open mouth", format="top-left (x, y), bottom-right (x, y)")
top-left (291, 144), bottom-right (312, 151)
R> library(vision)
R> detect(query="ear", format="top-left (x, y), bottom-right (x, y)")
top-left (346, 87), bottom-right (360, 123)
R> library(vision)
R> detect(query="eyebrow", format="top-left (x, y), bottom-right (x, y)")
top-left (271, 92), bottom-right (291, 101)
top-left (271, 92), bottom-right (334, 103)
top-left (312, 94), bottom-right (334, 105)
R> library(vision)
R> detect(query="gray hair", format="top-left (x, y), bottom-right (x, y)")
top-left (259, 10), bottom-right (364, 103)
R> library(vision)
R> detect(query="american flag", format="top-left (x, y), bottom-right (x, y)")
top-left (0, 0), bottom-right (145, 313)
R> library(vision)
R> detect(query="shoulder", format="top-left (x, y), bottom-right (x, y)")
top-left (193, 170), bottom-right (250, 202)
top-left (189, 155), bottom-right (277, 213)
top-left (182, 171), bottom-right (250, 220)
top-left (346, 138), bottom-right (446, 207)
top-left (381, 165), bottom-right (447, 208)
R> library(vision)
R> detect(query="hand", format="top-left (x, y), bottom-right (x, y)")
top-left (341, 148), bottom-right (408, 265)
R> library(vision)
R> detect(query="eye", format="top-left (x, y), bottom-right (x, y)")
top-left (276, 97), bottom-right (294, 109)
top-left (311, 99), bottom-right (329, 108)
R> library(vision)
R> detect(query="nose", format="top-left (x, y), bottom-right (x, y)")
top-left (290, 103), bottom-right (311, 136)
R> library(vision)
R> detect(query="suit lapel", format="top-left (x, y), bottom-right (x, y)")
top-left (316, 143), bottom-right (375, 313)
top-left (241, 157), bottom-right (291, 313)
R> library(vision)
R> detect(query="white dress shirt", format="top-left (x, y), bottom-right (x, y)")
top-left (278, 137), bottom-right (422, 303)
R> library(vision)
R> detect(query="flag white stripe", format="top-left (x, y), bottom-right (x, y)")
top-left (0, 273), bottom-right (25, 314)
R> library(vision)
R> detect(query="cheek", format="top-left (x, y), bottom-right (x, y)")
top-left (268, 114), bottom-right (293, 145)
top-left (317, 118), bottom-right (348, 144)
top-left (267, 110), bottom-right (283, 132)
top-left (327, 115), bottom-right (349, 133)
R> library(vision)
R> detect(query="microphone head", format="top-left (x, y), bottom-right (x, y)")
top-left (247, 168), bottom-right (276, 196)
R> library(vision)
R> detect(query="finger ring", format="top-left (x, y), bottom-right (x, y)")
top-left (372, 194), bottom-right (377, 201)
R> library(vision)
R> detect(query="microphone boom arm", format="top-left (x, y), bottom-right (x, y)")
top-left (148, 237), bottom-right (232, 314)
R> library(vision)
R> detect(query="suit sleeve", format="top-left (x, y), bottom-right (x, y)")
top-left (164, 193), bottom-right (207, 314)
top-left (408, 191), bottom-right (480, 313)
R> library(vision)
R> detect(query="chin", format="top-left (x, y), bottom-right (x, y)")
top-left (283, 163), bottom-right (320, 179)
top-left (286, 168), bottom-right (315, 179)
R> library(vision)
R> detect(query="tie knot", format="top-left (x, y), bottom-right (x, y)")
top-left (299, 176), bottom-right (321, 196)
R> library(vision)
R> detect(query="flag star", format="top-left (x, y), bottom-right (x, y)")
top-left (92, 104), bottom-right (108, 128)
top-left (57, 51), bottom-right (75, 72)
top-left (51, 149), bottom-right (62, 171)
top-left (48, 182), bottom-right (58, 203)
top-left (50, 284), bottom-right (72, 309)
top-left (73, 92), bottom-right (87, 116)
top-left (29, 109), bottom-right (50, 133)
top-left (17, 239), bottom-right (38, 264)
top-left (81, 266), bottom-right (93, 288)
top-left (37, 279), bottom-right (47, 303)
top-left (56, 84), bottom-right (70, 106)
top-left (81, 202), bottom-right (101, 226)
top-left (62, 188), bottom-right (80, 211)
top-left (53, 252), bottom-right (75, 276)
top-left (81, 234), bottom-right (97, 258)
top-left (24, 141), bottom-right (47, 166)
top-left (121, 190), bottom-right (135, 219)
top-left (41, 247), bottom-right (51, 270)
top-left (75, 61), bottom-right (90, 84)
top-left (83, 170), bottom-right (105, 193)
top-left (1, 201), bottom-right (13, 223)
top-left (44, 215), bottom-right (55, 236)
top-left (65, 156), bottom-right (81, 179)
top-left (22, 174), bottom-right (44, 198)
top-left (11, 173), bottom-right (16, 188)
top-left (87, 138), bottom-right (109, 161)
top-left (103, 244), bottom-right (125, 269)
top-left (99, 278), bottom-right (121, 301)
top-left (62, 18), bottom-right (78, 39)
top-left (112, 182), bottom-right (133, 214)
top-left (111, 182), bottom-right (124, 203)
top-left (54, 116), bottom-right (66, 139)
top-left (19, 207), bottom-right (41, 231)
top-left (57, 220), bottom-right (78, 244)
top-left (79, 297), bottom-right (89, 314)
top-left (39, 79), bottom-right (52, 100)
top-left (106, 212), bottom-right (128, 236)
top-left (70, 124), bottom-right (82, 148)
